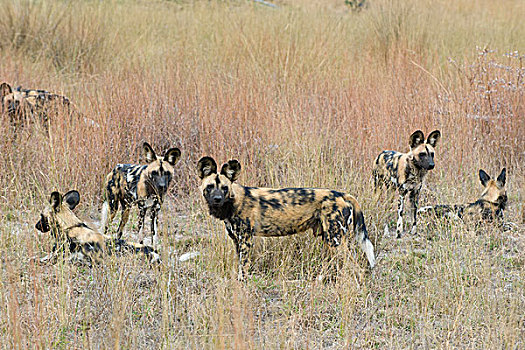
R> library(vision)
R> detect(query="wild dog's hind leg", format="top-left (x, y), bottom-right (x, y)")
top-left (117, 207), bottom-right (130, 240)
top-left (372, 171), bottom-right (383, 195)
top-left (396, 192), bottom-right (406, 238)
top-left (319, 203), bottom-right (344, 247)
top-left (100, 199), bottom-right (118, 234)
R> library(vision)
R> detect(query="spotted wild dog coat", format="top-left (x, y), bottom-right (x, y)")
top-left (1, 82), bottom-right (71, 129)
top-left (35, 190), bottom-right (160, 265)
top-left (373, 130), bottom-right (441, 238)
top-left (418, 168), bottom-right (507, 224)
top-left (197, 157), bottom-right (376, 281)
top-left (101, 142), bottom-right (181, 241)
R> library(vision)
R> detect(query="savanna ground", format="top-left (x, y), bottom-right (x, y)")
top-left (0, 0), bottom-right (524, 348)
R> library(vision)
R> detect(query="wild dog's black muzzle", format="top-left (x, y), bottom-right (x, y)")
top-left (35, 214), bottom-right (50, 232)
top-left (157, 183), bottom-right (168, 195)
top-left (207, 189), bottom-right (225, 206)
top-left (418, 158), bottom-right (435, 170)
top-left (498, 194), bottom-right (508, 209)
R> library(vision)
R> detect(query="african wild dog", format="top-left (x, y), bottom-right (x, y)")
top-left (101, 142), bottom-right (181, 243)
top-left (197, 156), bottom-right (376, 281)
top-left (418, 168), bottom-right (507, 224)
top-left (373, 129), bottom-right (441, 238)
top-left (35, 190), bottom-right (160, 265)
top-left (1, 82), bottom-right (71, 129)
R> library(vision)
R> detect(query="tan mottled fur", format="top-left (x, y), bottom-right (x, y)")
top-left (197, 157), bottom-right (376, 280)
top-left (418, 168), bottom-right (508, 224)
top-left (1, 82), bottom-right (71, 130)
top-left (373, 130), bottom-right (441, 238)
top-left (36, 190), bottom-right (160, 265)
top-left (100, 142), bottom-right (181, 242)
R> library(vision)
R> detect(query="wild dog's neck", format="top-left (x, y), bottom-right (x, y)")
top-left (54, 207), bottom-right (83, 231)
top-left (475, 196), bottom-right (507, 210)
top-left (208, 198), bottom-right (235, 220)
top-left (406, 153), bottom-right (427, 173)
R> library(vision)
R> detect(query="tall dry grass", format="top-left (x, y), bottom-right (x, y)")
top-left (0, 0), bottom-right (523, 348)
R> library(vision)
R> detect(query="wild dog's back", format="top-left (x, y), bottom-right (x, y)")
top-left (373, 150), bottom-right (404, 188)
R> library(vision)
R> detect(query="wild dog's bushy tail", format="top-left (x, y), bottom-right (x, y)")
top-left (345, 195), bottom-right (376, 268)
top-left (418, 204), bottom-right (462, 219)
top-left (100, 171), bottom-right (120, 234)
top-left (100, 201), bottom-right (110, 233)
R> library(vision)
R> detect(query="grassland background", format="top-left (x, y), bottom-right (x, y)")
top-left (0, 0), bottom-right (524, 348)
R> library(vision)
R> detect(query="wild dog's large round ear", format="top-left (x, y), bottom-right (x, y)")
top-left (164, 147), bottom-right (181, 166)
top-left (197, 157), bottom-right (217, 179)
top-left (221, 160), bottom-right (241, 182)
top-left (426, 130), bottom-right (441, 148)
top-left (409, 130), bottom-right (425, 149)
top-left (49, 191), bottom-right (63, 210)
top-left (496, 168), bottom-right (506, 187)
top-left (143, 142), bottom-right (157, 163)
top-left (0, 82), bottom-right (12, 97)
top-left (479, 169), bottom-right (491, 187)
top-left (63, 190), bottom-right (81, 210)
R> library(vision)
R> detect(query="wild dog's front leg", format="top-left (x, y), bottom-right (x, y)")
top-left (372, 171), bottom-right (381, 195)
top-left (40, 243), bottom-right (59, 264)
top-left (396, 192), bottom-right (406, 238)
top-left (137, 202), bottom-right (147, 239)
top-left (149, 200), bottom-right (161, 244)
top-left (408, 189), bottom-right (419, 235)
top-left (40, 239), bottom-right (69, 264)
top-left (225, 219), bottom-right (253, 281)
top-left (236, 232), bottom-right (253, 281)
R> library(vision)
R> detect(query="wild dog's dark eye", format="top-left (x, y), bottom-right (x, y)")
top-left (151, 170), bottom-right (159, 177)
top-left (205, 184), bottom-right (214, 194)
top-left (222, 186), bottom-right (229, 193)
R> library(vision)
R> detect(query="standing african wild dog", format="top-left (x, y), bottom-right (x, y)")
top-left (418, 168), bottom-right (507, 224)
top-left (35, 190), bottom-right (160, 265)
top-left (197, 156), bottom-right (376, 281)
top-left (101, 142), bottom-right (181, 242)
top-left (373, 130), bottom-right (441, 238)
top-left (1, 82), bottom-right (71, 129)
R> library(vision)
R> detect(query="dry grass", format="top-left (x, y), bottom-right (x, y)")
top-left (0, 0), bottom-right (524, 348)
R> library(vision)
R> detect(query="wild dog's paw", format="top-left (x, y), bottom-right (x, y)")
top-left (38, 253), bottom-right (57, 265)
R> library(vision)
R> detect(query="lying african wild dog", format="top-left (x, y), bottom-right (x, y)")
top-left (1, 82), bottom-right (71, 129)
top-left (373, 129), bottom-right (441, 238)
top-left (35, 190), bottom-right (160, 265)
top-left (197, 156), bottom-right (376, 281)
top-left (418, 168), bottom-right (507, 224)
top-left (101, 142), bottom-right (181, 242)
